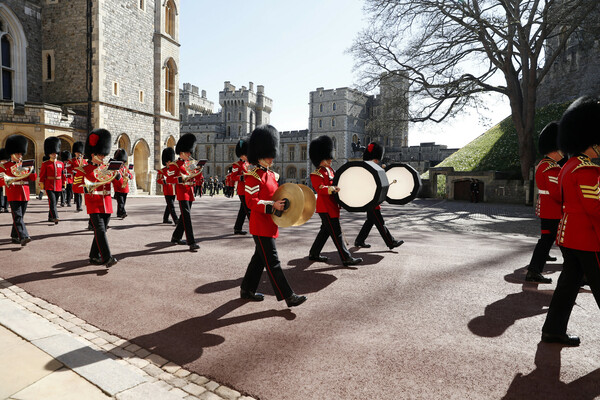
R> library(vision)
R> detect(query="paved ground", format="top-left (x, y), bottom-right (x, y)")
top-left (1, 195), bottom-right (600, 400)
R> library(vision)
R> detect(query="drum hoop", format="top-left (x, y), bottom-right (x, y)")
top-left (332, 161), bottom-right (389, 212)
top-left (384, 163), bottom-right (421, 205)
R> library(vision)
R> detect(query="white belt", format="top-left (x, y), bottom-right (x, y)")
top-left (538, 190), bottom-right (550, 195)
top-left (90, 190), bottom-right (111, 196)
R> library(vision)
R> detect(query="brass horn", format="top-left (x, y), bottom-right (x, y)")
top-left (181, 158), bottom-right (207, 182)
top-left (83, 163), bottom-right (118, 193)
top-left (271, 183), bottom-right (316, 227)
top-left (1, 172), bottom-right (32, 186)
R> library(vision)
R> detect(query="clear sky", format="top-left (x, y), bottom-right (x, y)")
top-left (179, 0), bottom-right (511, 149)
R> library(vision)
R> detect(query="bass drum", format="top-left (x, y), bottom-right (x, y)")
top-left (332, 161), bottom-right (389, 212)
top-left (385, 163), bottom-right (421, 205)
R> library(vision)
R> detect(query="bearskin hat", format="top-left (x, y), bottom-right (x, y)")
top-left (60, 150), bottom-right (72, 162)
top-left (309, 135), bottom-right (334, 168)
top-left (161, 147), bottom-right (175, 166)
top-left (72, 141), bottom-right (85, 155)
top-left (235, 139), bottom-right (248, 158)
top-left (113, 148), bottom-right (128, 163)
top-left (0, 148), bottom-right (8, 161)
top-left (175, 133), bottom-right (197, 154)
top-left (363, 142), bottom-right (384, 161)
top-left (537, 122), bottom-right (559, 155)
top-left (84, 128), bottom-right (112, 159)
top-left (558, 96), bottom-right (600, 155)
top-left (44, 137), bottom-right (61, 156)
top-left (248, 125), bottom-right (279, 165)
top-left (5, 135), bottom-right (28, 155)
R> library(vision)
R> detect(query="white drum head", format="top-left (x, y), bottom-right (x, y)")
top-left (337, 166), bottom-right (378, 209)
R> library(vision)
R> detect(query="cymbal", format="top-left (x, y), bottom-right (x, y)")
top-left (293, 184), bottom-right (316, 226)
top-left (272, 183), bottom-right (304, 228)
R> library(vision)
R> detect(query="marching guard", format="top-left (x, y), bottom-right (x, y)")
top-left (240, 125), bottom-right (306, 307)
top-left (354, 142), bottom-right (404, 250)
top-left (308, 135), bottom-right (362, 266)
top-left (39, 137), bottom-right (64, 224)
top-left (69, 141), bottom-right (87, 212)
top-left (112, 148), bottom-right (133, 219)
top-left (73, 128), bottom-right (121, 267)
top-left (231, 139), bottom-right (251, 235)
top-left (170, 133), bottom-right (200, 252)
top-left (0, 148), bottom-right (9, 213)
top-left (541, 96), bottom-right (600, 346)
top-left (1, 135), bottom-right (37, 246)
top-left (61, 150), bottom-right (72, 207)
top-left (525, 122), bottom-right (563, 284)
top-left (157, 147), bottom-right (179, 225)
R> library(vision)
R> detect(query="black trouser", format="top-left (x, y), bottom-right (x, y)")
top-left (65, 183), bottom-right (73, 206)
top-left (9, 201), bottom-right (29, 240)
top-left (234, 195), bottom-right (250, 231)
top-left (528, 218), bottom-right (560, 274)
top-left (89, 213), bottom-right (112, 261)
top-left (74, 192), bottom-right (83, 210)
top-left (241, 236), bottom-right (293, 301)
top-left (355, 207), bottom-right (396, 248)
top-left (309, 213), bottom-right (352, 263)
top-left (0, 187), bottom-right (7, 210)
top-left (115, 192), bottom-right (128, 217)
top-left (46, 190), bottom-right (60, 220)
top-left (172, 200), bottom-right (195, 245)
top-left (163, 195), bottom-right (178, 223)
top-left (542, 247), bottom-right (600, 335)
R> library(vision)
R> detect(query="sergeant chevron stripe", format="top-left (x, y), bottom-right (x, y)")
top-left (245, 184), bottom-right (259, 195)
top-left (548, 176), bottom-right (558, 184)
top-left (580, 183), bottom-right (600, 199)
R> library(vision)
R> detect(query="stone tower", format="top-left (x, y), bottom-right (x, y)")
top-left (308, 87), bottom-right (371, 169)
top-left (219, 81), bottom-right (272, 139)
top-left (0, 0), bottom-right (180, 195)
top-left (537, 2), bottom-right (600, 107)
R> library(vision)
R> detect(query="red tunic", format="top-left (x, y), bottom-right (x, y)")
top-left (113, 167), bottom-right (133, 194)
top-left (310, 166), bottom-right (341, 218)
top-left (244, 166), bottom-right (279, 238)
top-left (157, 166), bottom-right (176, 196)
top-left (231, 159), bottom-right (249, 196)
top-left (535, 157), bottom-right (562, 219)
top-left (74, 164), bottom-right (122, 214)
top-left (169, 159), bottom-right (195, 202)
top-left (556, 155), bottom-right (600, 251)
top-left (64, 160), bottom-right (75, 184)
top-left (2, 161), bottom-right (37, 202)
top-left (70, 158), bottom-right (88, 194)
top-left (39, 160), bottom-right (64, 192)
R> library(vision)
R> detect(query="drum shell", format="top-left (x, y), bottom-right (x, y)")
top-left (385, 163), bottom-right (421, 205)
top-left (332, 161), bottom-right (389, 212)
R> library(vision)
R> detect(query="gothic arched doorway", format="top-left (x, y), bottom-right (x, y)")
top-left (133, 139), bottom-right (150, 192)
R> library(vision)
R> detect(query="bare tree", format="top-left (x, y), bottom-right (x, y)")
top-left (350, 0), bottom-right (599, 180)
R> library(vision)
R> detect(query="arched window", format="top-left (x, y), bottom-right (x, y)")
top-left (1, 34), bottom-right (12, 100)
top-left (227, 112), bottom-right (231, 121)
top-left (227, 126), bottom-right (231, 137)
top-left (286, 166), bottom-right (297, 179)
top-left (238, 112), bottom-right (242, 121)
top-left (164, 59), bottom-right (176, 115)
top-left (319, 104), bottom-right (323, 112)
top-left (238, 126), bottom-right (241, 135)
top-left (0, 7), bottom-right (28, 103)
top-left (332, 102), bottom-right (336, 111)
top-left (352, 134), bottom-right (358, 144)
top-left (318, 119), bottom-right (322, 128)
top-left (165, 0), bottom-right (175, 37)
top-left (331, 118), bottom-right (336, 127)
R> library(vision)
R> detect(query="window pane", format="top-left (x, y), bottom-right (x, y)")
top-left (2, 70), bottom-right (13, 100)
top-left (1, 37), bottom-right (11, 68)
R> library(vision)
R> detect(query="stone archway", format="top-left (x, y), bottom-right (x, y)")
top-left (57, 135), bottom-right (73, 154)
top-left (133, 139), bottom-right (150, 193)
top-left (116, 133), bottom-right (132, 156)
top-left (165, 135), bottom-right (176, 149)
